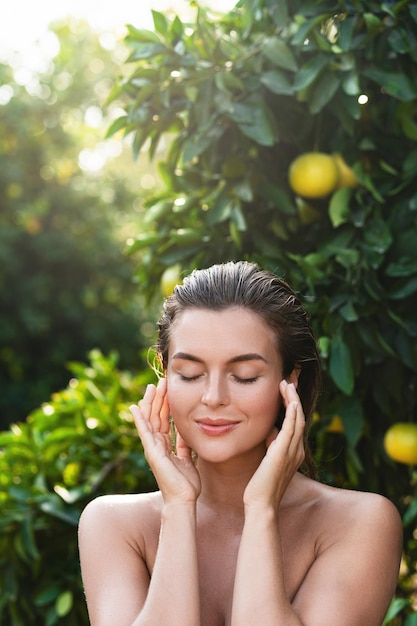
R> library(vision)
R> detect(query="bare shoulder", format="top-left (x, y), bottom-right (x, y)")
top-left (79, 491), bottom-right (163, 548)
top-left (80, 490), bottom-right (163, 521)
top-left (291, 477), bottom-right (403, 625)
top-left (317, 480), bottom-right (401, 528)
top-left (300, 476), bottom-right (403, 556)
top-left (78, 492), bottom-right (164, 625)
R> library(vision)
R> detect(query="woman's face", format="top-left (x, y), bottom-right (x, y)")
top-left (166, 307), bottom-right (294, 464)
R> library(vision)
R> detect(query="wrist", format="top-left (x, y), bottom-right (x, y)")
top-left (162, 500), bottom-right (197, 518)
top-left (243, 501), bottom-right (278, 523)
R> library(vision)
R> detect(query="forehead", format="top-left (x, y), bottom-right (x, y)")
top-left (168, 307), bottom-right (279, 360)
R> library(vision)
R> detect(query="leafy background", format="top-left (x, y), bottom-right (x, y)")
top-left (1, 1), bottom-right (417, 623)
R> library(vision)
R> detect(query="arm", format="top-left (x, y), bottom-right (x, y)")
top-left (231, 381), bottom-right (305, 625)
top-left (231, 381), bottom-right (402, 626)
top-left (79, 379), bottom-right (202, 626)
top-left (233, 493), bottom-right (402, 626)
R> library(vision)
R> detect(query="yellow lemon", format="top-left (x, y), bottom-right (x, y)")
top-left (325, 414), bottom-right (344, 433)
top-left (160, 264), bottom-right (182, 297)
top-left (384, 423), bottom-right (417, 465)
top-left (332, 153), bottom-right (357, 189)
top-left (289, 152), bottom-right (339, 199)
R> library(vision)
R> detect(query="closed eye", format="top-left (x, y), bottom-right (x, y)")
top-left (179, 374), bottom-right (202, 382)
top-left (234, 376), bottom-right (259, 384)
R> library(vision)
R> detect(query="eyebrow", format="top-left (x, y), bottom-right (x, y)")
top-left (171, 352), bottom-right (268, 364)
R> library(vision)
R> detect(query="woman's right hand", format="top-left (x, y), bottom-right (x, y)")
top-left (130, 378), bottom-right (201, 505)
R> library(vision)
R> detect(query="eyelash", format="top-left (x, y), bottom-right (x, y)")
top-left (179, 374), bottom-right (258, 384)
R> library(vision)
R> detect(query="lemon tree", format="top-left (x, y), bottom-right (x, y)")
top-left (109, 1), bottom-right (417, 618)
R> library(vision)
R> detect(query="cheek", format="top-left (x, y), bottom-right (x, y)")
top-left (257, 385), bottom-right (282, 424)
top-left (166, 379), bottom-right (189, 421)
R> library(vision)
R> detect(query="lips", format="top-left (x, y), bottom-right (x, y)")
top-left (196, 418), bottom-right (239, 436)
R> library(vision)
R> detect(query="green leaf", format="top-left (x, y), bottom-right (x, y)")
top-left (105, 116), bottom-right (128, 139)
top-left (55, 591), bottom-right (73, 617)
top-left (230, 203), bottom-right (247, 230)
top-left (291, 15), bottom-right (327, 47)
top-left (329, 188), bottom-right (352, 227)
top-left (263, 36), bottom-right (298, 71)
top-left (403, 497), bottom-right (417, 526)
top-left (388, 28), bottom-right (410, 53)
top-left (294, 54), bottom-right (329, 91)
top-left (34, 586), bottom-right (61, 607)
top-left (40, 500), bottom-right (79, 526)
top-left (215, 71), bottom-right (245, 93)
top-left (388, 276), bottom-right (417, 300)
top-left (404, 611), bottom-right (417, 625)
top-left (342, 72), bottom-right (360, 96)
top-left (258, 184), bottom-right (295, 214)
top-left (356, 323), bottom-right (396, 357)
top-left (170, 15), bottom-right (184, 41)
top-left (182, 117), bottom-right (226, 162)
top-left (410, 4), bottom-right (417, 23)
top-left (329, 336), bottom-right (354, 395)
top-left (363, 218), bottom-right (393, 254)
top-left (386, 258), bottom-right (417, 277)
top-left (126, 25), bottom-right (162, 43)
top-left (339, 300), bottom-right (358, 322)
top-left (127, 43), bottom-right (167, 61)
top-left (260, 69), bottom-right (294, 95)
top-left (152, 10), bottom-right (168, 36)
top-left (363, 13), bottom-right (383, 37)
top-left (309, 71), bottom-right (340, 114)
top-left (205, 194), bottom-right (232, 226)
top-left (229, 97), bottom-right (277, 146)
top-left (399, 106), bottom-right (417, 141)
top-left (21, 516), bottom-right (40, 561)
top-left (338, 397), bottom-right (363, 448)
top-left (266, 0), bottom-right (288, 27)
top-left (382, 598), bottom-right (411, 625)
top-left (337, 16), bottom-right (359, 51)
top-left (364, 69), bottom-right (417, 101)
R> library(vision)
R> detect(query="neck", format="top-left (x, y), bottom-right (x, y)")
top-left (196, 451), bottom-right (306, 515)
top-left (195, 444), bottom-right (266, 510)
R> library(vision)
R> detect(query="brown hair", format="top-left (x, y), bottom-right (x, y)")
top-left (157, 261), bottom-right (321, 477)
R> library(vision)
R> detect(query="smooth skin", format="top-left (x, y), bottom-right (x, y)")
top-left (78, 308), bottom-right (402, 626)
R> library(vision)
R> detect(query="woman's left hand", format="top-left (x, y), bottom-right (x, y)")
top-left (243, 379), bottom-right (305, 509)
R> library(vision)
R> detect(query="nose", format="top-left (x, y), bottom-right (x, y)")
top-left (201, 374), bottom-right (229, 407)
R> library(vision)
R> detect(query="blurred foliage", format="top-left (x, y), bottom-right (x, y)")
top-left (0, 21), bottom-right (157, 428)
top-left (106, 0), bottom-right (417, 619)
top-left (0, 350), bottom-right (157, 625)
top-left (2, 2), bottom-right (417, 624)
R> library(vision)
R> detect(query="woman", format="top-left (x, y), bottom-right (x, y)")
top-left (78, 261), bottom-right (402, 626)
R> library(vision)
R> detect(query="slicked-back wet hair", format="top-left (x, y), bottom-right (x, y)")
top-left (157, 261), bottom-right (321, 477)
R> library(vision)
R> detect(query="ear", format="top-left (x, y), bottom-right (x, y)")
top-left (286, 365), bottom-right (301, 388)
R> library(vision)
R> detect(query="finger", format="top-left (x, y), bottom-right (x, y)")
top-left (129, 403), bottom-right (153, 444)
top-left (138, 383), bottom-right (157, 426)
top-left (159, 379), bottom-right (171, 435)
top-left (275, 400), bottom-right (304, 453)
top-left (175, 431), bottom-right (193, 461)
top-left (285, 400), bottom-right (305, 463)
top-left (280, 400), bottom-right (298, 438)
top-left (149, 378), bottom-right (168, 432)
top-left (279, 380), bottom-right (300, 407)
top-left (139, 379), bottom-right (167, 432)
